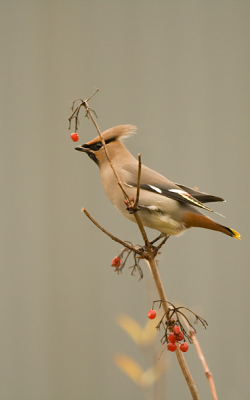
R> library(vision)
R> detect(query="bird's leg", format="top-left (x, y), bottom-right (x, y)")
top-left (149, 234), bottom-right (170, 257)
top-left (137, 234), bottom-right (169, 256)
top-left (138, 234), bottom-right (162, 255)
top-left (150, 234), bottom-right (164, 245)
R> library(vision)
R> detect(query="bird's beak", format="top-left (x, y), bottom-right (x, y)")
top-left (75, 145), bottom-right (89, 152)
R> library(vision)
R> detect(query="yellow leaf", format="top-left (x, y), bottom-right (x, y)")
top-left (113, 353), bottom-right (143, 384)
top-left (116, 314), bottom-right (143, 344)
top-left (140, 319), bottom-right (158, 346)
top-left (116, 314), bottom-right (160, 347)
top-left (114, 353), bottom-right (167, 388)
top-left (140, 363), bottom-right (167, 387)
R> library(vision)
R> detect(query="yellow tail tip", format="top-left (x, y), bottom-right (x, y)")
top-left (230, 228), bottom-right (241, 240)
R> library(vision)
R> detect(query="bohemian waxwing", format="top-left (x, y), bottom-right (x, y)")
top-left (75, 125), bottom-right (240, 240)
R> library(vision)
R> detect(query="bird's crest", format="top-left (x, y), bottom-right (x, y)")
top-left (86, 125), bottom-right (137, 145)
top-left (101, 125), bottom-right (137, 141)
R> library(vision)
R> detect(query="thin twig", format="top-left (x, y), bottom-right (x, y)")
top-left (191, 330), bottom-right (218, 400)
top-left (84, 99), bottom-right (152, 253)
top-left (133, 212), bottom-right (152, 252)
top-left (175, 348), bottom-right (201, 400)
top-left (82, 99), bottom-right (130, 202)
top-left (134, 153), bottom-right (142, 210)
top-left (86, 88), bottom-right (99, 103)
top-left (180, 313), bottom-right (216, 400)
top-left (82, 208), bottom-right (144, 257)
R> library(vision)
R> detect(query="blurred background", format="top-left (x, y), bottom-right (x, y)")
top-left (1, 1), bottom-right (249, 399)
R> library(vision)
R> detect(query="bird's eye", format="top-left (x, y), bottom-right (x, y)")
top-left (90, 142), bottom-right (103, 151)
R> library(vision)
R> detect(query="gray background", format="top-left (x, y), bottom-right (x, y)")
top-left (1, 1), bottom-right (249, 399)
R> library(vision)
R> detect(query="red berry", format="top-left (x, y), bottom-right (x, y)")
top-left (111, 257), bottom-right (122, 267)
top-left (167, 342), bottom-right (177, 352)
top-left (173, 325), bottom-right (180, 334)
top-left (70, 132), bottom-right (79, 142)
top-left (175, 332), bottom-right (184, 341)
top-left (148, 309), bottom-right (157, 320)
top-left (168, 332), bottom-right (177, 343)
top-left (180, 342), bottom-right (189, 352)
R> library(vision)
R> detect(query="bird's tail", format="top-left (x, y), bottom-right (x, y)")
top-left (183, 212), bottom-right (241, 239)
top-left (220, 226), bottom-right (241, 240)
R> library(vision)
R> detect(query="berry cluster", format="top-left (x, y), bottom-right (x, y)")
top-left (110, 251), bottom-right (144, 279)
top-left (147, 309), bottom-right (189, 353)
top-left (167, 325), bottom-right (189, 352)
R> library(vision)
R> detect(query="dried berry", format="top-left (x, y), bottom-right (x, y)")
top-left (175, 332), bottom-right (184, 341)
top-left (111, 257), bottom-right (122, 267)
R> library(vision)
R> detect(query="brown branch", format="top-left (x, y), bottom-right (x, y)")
top-left (133, 213), bottom-right (152, 252)
top-left (191, 330), bottom-right (218, 400)
top-left (134, 153), bottom-right (141, 210)
top-left (85, 88), bottom-right (100, 103)
top-left (175, 348), bottom-right (201, 400)
top-left (81, 208), bottom-right (144, 257)
top-left (179, 310), bottom-right (216, 400)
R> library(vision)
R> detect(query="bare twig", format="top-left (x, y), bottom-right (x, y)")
top-left (191, 330), bottom-right (218, 400)
top-left (68, 89), bottom-right (99, 128)
top-left (179, 312), bottom-right (217, 400)
top-left (82, 97), bottom-right (130, 202)
top-left (133, 213), bottom-right (152, 253)
top-left (85, 88), bottom-right (100, 103)
top-left (82, 208), bottom-right (144, 257)
top-left (175, 348), bottom-right (201, 400)
top-left (134, 153), bottom-right (142, 210)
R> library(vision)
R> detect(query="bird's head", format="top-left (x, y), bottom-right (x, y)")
top-left (75, 125), bottom-right (137, 166)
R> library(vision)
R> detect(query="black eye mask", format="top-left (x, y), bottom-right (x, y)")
top-left (83, 137), bottom-right (116, 152)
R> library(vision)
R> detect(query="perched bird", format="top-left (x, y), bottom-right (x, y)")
top-left (75, 125), bottom-right (240, 240)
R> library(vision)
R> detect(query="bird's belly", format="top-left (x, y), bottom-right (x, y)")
top-left (139, 208), bottom-right (185, 236)
top-left (118, 204), bottom-right (186, 236)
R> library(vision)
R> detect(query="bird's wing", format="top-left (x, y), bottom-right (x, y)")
top-left (174, 184), bottom-right (225, 203)
top-left (123, 164), bottom-right (223, 215)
